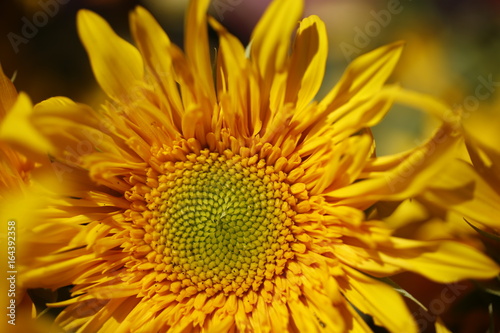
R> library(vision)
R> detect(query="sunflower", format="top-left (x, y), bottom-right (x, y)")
top-left (0, 66), bottom-right (30, 196)
top-left (10, 0), bottom-right (500, 332)
top-left (373, 89), bottom-right (500, 243)
top-left (420, 108), bottom-right (500, 237)
top-left (365, 89), bottom-right (500, 331)
top-left (0, 66), bottom-right (61, 333)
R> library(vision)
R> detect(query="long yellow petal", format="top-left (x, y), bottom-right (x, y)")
top-left (340, 266), bottom-right (418, 333)
top-left (465, 131), bottom-right (500, 193)
top-left (77, 10), bottom-right (144, 101)
top-left (209, 17), bottom-right (252, 137)
top-left (286, 15), bottom-right (327, 112)
top-left (185, 0), bottom-right (215, 104)
top-left (393, 88), bottom-right (460, 127)
top-left (383, 240), bottom-right (500, 282)
top-left (30, 97), bottom-right (123, 163)
top-left (130, 6), bottom-right (184, 123)
top-left (320, 41), bottom-right (404, 108)
top-left (326, 123), bottom-right (461, 207)
top-left (296, 85), bottom-right (397, 155)
top-left (420, 159), bottom-right (500, 230)
top-left (250, 0), bottom-right (303, 86)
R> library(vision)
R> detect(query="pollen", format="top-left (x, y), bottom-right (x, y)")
top-left (138, 148), bottom-right (297, 297)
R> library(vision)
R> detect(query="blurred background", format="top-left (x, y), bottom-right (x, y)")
top-left (1, 0), bottom-right (500, 332)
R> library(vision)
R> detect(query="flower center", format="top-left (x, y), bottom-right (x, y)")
top-left (148, 149), bottom-right (296, 297)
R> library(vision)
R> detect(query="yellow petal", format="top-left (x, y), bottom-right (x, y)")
top-left (83, 297), bottom-right (140, 333)
top-left (465, 131), bottom-right (500, 191)
top-left (181, 104), bottom-right (209, 141)
top-left (286, 15), bottom-right (328, 112)
top-left (77, 9), bottom-right (144, 101)
top-left (328, 85), bottom-right (397, 143)
top-left (337, 230), bottom-right (500, 282)
top-left (435, 317), bottom-right (452, 333)
top-left (250, 0), bottom-right (303, 84)
top-left (320, 41), bottom-right (404, 108)
top-left (209, 16), bottom-right (252, 136)
top-left (300, 272), bottom-right (346, 332)
top-left (185, 0), bottom-right (215, 104)
top-left (347, 305), bottom-right (374, 332)
top-left (20, 253), bottom-right (97, 288)
top-left (130, 6), bottom-right (184, 121)
top-left (297, 85), bottom-right (397, 157)
top-left (74, 298), bottom-right (134, 333)
top-left (380, 238), bottom-right (500, 282)
top-left (288, 296), bottom-right (345, 333)
top-left (340, 266), bottom-right (418, 333)
top-left (30, 97), bottom-right (119, 160)
top-left (341, 133), bottom-right (375, 187)
top-left (420, 159), bottom-right (500, 230)
top-left (0, 92), bottom-right (54, 157)
top-left (393, 88), bottom-right (460, 127)
top-left (326, 123), bottom-right (461, 207)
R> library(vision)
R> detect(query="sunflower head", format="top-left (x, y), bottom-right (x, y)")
top-left (10, 0), bottom-right (500, 332)
top-left (132, 147), bottom-right (299, 298)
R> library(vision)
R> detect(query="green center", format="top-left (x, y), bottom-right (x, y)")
top-left (155, 150), bottom-right (295, 296)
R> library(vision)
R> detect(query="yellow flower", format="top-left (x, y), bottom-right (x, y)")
top-left (378, 90), bottom-right (500, 242)
top-left (10, 0), bottom-right (499, 332)
top-left (372, 80), bottom-right (500, 333)
top-left (0, 66), bottom-right (61, 333)
top-left (439, 103), bottom-right (500, 235)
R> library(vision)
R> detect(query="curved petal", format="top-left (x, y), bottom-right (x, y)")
top-left (298, 43), bottom-right (403, 148)
top-left (386, 240), bottom-right (500, 282)
top-left (77, 10), bottom-right (144, 101)
top-left (0, 92), bottom-right (54, 157)
top-left (130, 6), bottom-right (184, 124)
top-left (466, 132), bottom-right (500, 191)
top-left (295, 84), bottom-right (397, 156)
top-left (393, 88), bottom-right (460, 127)
top-left (347, 236), bottom-right (500, 282)
top-left (286, 15), bottom-right (327, 112)
top-left (420, 159), bottom-right (500, 230)
top-left (30, 97), bottom-right (116, 159)
top-left (326, 123), bottom-right (461, 208)
top-left (209, 17), bottom-right (253, 137)
top-left (250, 0), bottom-right (303, 84)
top-left (185, 0), bottom-right (215, 104)
top-left (340, 266), bottom-right (418, 333)
top-left (328, 86), bottom-right (397, 143)
top-left (320, 41), bottom-right (404, 109)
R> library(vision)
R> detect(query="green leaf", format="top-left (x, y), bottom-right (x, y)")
top-left (465, 219), bottom-right (500, 242)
